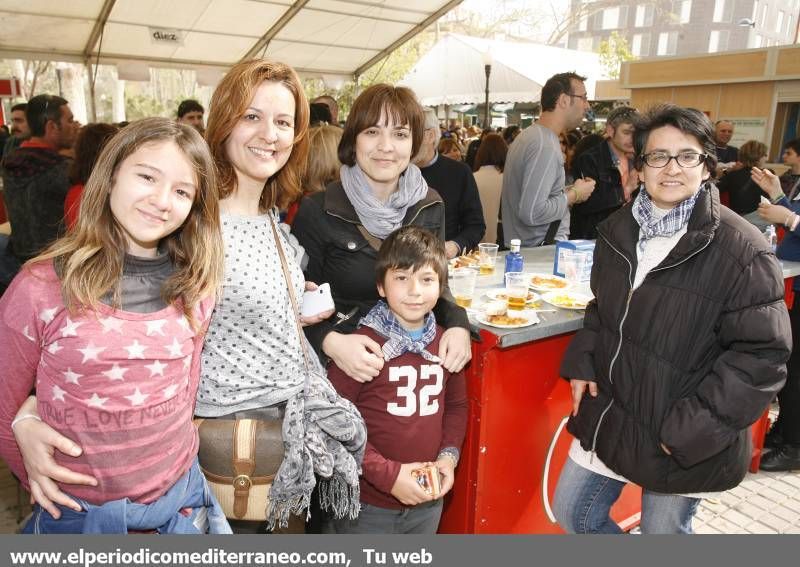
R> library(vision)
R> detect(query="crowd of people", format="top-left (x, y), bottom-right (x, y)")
top-left (0, 60), bottom-right (797, 536)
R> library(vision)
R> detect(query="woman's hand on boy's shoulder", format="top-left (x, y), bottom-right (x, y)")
top-left (438, 327), bottom-right (471, 372)
top-left (323, 332), bottom-right (384, 382)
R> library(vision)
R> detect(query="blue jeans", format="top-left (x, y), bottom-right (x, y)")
top-left (553, 457), bottom-right (700, 534)
top-left (22, 458), bottom-right (232, 534)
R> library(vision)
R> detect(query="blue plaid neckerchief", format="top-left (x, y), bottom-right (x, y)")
top-left (631, 183), bottom-right (705, 254)
top-left (359, 301), bottom-right (440, 363)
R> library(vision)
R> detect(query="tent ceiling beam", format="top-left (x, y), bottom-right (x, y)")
top-left (83, 0), bottom-right (118, 60)
top-left (241, 0), bottom-right (311, 62)
top-left (353, 0), bottom-right (462, 77)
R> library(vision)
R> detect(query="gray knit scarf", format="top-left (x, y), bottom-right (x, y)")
top-left (265, 351), bottom-right (366, 530)
top-left (264, 218), bottom-right (367, 530)
top-left (339, 163), bottom-right (429, 239)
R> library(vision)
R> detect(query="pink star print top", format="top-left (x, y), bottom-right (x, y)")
top-left (0, 262), bottom-right (214, 505)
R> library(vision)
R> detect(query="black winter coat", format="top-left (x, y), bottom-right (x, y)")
top-left (2, 146), bottom-right (70, 261)
top-left (561, 186), bottom-right (791, 494)
top-left (570, 141), bottom-right (626, 240)
top-left (291, 181), bottom-right (470, 357)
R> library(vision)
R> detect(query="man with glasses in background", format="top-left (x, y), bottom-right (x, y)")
top-left (1, 94), bottom-right (77, 294)
top-left (553, 104), bottom-right (790, 534)
top-left (501, 72), bottom-right (596, 246)
top-left (570, 106), bottom-right (640, 239)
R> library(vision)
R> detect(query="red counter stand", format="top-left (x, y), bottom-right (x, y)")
top-left (748, 276), bottom-right (795, 472)
top-left (438, 328), bottom-right (641, 534)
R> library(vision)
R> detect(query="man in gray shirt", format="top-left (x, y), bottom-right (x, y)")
top-left (502, 72), bottom-right (596, 246)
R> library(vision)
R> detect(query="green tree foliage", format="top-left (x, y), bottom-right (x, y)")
top-left (124, 93), bottom-right (166, 121)
top-left (598, 31), bottom-right (635, 80)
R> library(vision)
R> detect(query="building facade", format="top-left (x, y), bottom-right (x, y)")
top-left (567, 0), bottom-right (799, 57)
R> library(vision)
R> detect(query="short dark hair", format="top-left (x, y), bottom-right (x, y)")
top-left (540, 72), bottom-right (587, 112)
top-left (633, 104), bottom-right (717, 172)
top-left (69, 123), bottom-right (120, 185)
top-left (26, 94), bottom-right (68, 137)
top-left (309, 102), bottom-right (333, 126)
top-left (502, 125), bottom-right (520, 145)
top-left (607, 106), bottom-right (639, 129)
top-left (177, 99), bottom-right (204, 118)
top-left (737, 140), bottom-right (768, 168)
top-left (785, 138), bottom-right (800, 155)
top-left (11, 103), bottom-right (27, 113)
top-left (375, 226), bottom-right (448, 293)
top-left (338, 84), bottom-right (424, 166)
top-left (473, 133), bottom-right (507, 172)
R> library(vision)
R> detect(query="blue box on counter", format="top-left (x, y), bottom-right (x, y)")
top-left (553, 240), bottom-right (595, 281)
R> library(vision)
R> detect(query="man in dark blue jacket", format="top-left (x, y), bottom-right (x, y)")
top-left (570, 106), bottom-right (639, 239)
top-left (414, 109), bottom-right (485, 258)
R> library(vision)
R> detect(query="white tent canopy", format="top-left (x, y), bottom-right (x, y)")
top-left (0, 0), bottom-right (463, 80)
top-left (400, 34), bottom-right (609, 107)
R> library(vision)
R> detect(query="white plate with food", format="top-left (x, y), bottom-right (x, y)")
top-left (485, 288), bottom-right (540, 305)
top-left (528, 273), bottom-right (571, 292)
top-left (541, 291), bottom-right (593, 310)
top-left (476, 310), bottom-right (539, 329)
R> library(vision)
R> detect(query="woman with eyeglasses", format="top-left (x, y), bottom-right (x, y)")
top-left (552, 104), bottom-right (790, 534)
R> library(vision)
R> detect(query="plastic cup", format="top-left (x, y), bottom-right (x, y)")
top-left (451, 267), bottom-right (478, 308)
top-left (504, 272), bottom-right (528, 311)
top-left (478, 243), bottom-right (499, 275)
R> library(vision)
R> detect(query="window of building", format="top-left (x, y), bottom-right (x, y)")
top-left (602, 7), bottom-right (620, 29)
top-left (631, 33), bottom-right (651, 56)
top-left (635, 4), bottom-right (654, 27)
top-left (753, 0), bottom-right (759, 20)
top-left (713, 0), bottom-right (731, 23)
top-left (708, 29), bottom-right (729, 52)
top-left (677, 0), bottom-right (692, 24)
top-left (777, 10), bottom-right (785, 33)
top-left (759, 3), bottom-right (768, 27)
top-left (657, 31), bottom-right (678, 55)
top-left (578, 14), bottom-right (588, 32)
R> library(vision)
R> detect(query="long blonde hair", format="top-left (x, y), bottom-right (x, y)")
top-left (205, 59), bottom-right (310, 211)
top-left (303, 124), bottom-right (342, 194)
top-left (32, 117), bottom-right (224, 325)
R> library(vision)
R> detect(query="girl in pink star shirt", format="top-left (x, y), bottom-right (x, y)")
top-left (0, 118), bottom-right (228, 533)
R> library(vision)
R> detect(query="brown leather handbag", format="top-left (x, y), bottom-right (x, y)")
top-left (195, 418), bottom-right (283, 520)
top-left (195, 217), bottom-right (313, 522)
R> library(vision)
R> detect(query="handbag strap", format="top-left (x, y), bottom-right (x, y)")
top-left (269, 215), bottom-right (314, 383)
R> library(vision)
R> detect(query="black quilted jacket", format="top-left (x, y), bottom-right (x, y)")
top-left (2, 146), bottom-right (70, 261)
top-left (561, 185), bottom-right (791, 493)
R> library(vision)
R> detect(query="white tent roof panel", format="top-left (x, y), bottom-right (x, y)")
top-left (192, 1), bottom-right (292, 36)
top-left (0, 13), bottom-right (94, 53)
top-left (0, 0), bottom-right (463, 79)
top-left (276, 12), bottom-right (413, 51)
top-left (306, 0), bottom-right (424, 23)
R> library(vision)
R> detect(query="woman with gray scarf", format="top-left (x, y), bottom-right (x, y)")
top-left (10, 59), bottom-right (366, 533)
top-left (292, 84), bottom-right (472, 385)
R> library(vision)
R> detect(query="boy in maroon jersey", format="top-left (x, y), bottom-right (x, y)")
top-left (324, 226), bottom-right (468, 534)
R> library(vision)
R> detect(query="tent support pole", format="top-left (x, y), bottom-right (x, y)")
top-left (85, 60), bottom-right (97, 122)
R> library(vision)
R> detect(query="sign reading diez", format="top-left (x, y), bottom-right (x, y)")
top-left (149, 27), bottom-right (184, 45)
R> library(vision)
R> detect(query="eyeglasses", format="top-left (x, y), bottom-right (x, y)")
top-left (642, 151), bottom-right (708, 168)
top-left (567, 93), bottom-right (588, 102)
